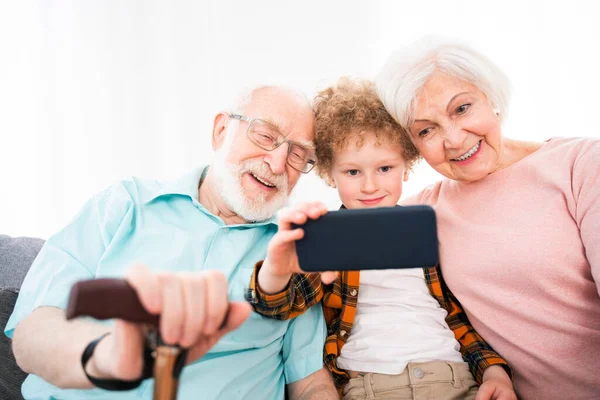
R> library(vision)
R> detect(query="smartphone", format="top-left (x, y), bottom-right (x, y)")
top-left (292, 205), bottom-right (438, 272)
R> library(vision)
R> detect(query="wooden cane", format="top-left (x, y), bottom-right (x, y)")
top-left (66, 279), bottom-right (187, 400)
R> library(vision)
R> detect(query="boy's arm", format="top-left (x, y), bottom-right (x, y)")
top-left (427, 266), bottom-right (512, 383)
top-left (246, 201), bottom-right (335, 321)
top-left (247, 261), bottom-right (325, 320)
top-left (435, 268), bottom-right (517, 398)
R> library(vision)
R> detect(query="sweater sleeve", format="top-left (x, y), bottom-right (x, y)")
top-left (571, 139), bottom-right (600, 295)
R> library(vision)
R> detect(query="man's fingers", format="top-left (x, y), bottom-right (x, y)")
top-left (203, 270), bottom-right (229, 335)
top-left (219, 301), bottom-right (252, 334)
top-left (184, 302), bottom-right (249, 363)
top-left (125, 264), bottom-right (162, 314)
top-left (180, 273), bottom-right (207, 347)
top-left (159, 274), bottom-right (185, 345)
top-left (107, 320), bottom-right (145, 380)
top-left (193, 302), bottom-right (251, 358)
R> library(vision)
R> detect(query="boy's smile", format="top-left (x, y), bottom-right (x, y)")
top-left (330, 133), bottom-right (409, 210)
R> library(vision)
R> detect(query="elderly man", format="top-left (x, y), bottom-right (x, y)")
top-left (5, 86), bottom-right (337, 399)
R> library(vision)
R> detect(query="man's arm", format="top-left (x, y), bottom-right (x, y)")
top-left (286, 368), bottom-right (338, 400)
top-left (12, 266), bottom-right (250, 389)
top-left (12, 307), bottom-right (110, 388)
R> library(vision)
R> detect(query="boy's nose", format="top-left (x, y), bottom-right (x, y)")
top-left (361, 176), bottom-right (378, 194)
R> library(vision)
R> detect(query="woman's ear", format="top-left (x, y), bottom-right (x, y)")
top-left (212, 112), bottom-right (230, 151)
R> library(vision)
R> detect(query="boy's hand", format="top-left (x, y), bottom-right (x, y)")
top-left (258, 202), bottom-right (336, 294)
top-left (476, 365), bottom-right (518, 400)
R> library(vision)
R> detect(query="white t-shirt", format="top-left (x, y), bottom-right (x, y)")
top-left (336, 268), bottom-right (463, 374)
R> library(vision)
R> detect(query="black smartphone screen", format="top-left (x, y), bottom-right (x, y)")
top-left (292, 205), bottom-right (439, 272)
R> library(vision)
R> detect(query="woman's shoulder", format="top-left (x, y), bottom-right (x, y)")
top-left (543, 136), bottom-right (600, 153)
top-left (400, 180), bottom-right (446, 206)
top-left (538, 136), bottom-right (600, 168)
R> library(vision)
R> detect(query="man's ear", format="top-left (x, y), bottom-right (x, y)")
top-left (212, 112), bottom-right (230, 151)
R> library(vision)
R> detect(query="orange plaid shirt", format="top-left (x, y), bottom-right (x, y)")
top-left (247, 263), bottom-right (511, 394)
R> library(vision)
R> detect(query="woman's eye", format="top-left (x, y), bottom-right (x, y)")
top-left (418, 128), bottom-right (431, 137)
top-left (379, 166), bottom-right (391, 173)
top-left (456, 104), bottom-right (471, 114)
top-left (347, 170), bottom-right (359, 176)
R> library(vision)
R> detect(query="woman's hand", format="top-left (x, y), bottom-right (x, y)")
top-left (258, 201), bottom-right (336, 294)
top-left (475, 365), bottom-right (518, 400)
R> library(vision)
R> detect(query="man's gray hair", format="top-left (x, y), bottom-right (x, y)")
top-left (375, 36), bottom-right (511, 129)
top-left (225, 84), bottom-right (311, 136)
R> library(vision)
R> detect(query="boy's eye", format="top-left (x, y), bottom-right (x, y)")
top-left (379, 166), bottom-right (391, 173)
top-left (347, 170), bottom-right (359, 176)
top-left (456, 104), bottom-right (471, 114)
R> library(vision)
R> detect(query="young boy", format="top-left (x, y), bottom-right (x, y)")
top-left (247, 78), bottom-right (516, 400)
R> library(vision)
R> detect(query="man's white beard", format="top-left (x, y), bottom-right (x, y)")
top-left (211, 139), bottom-right (290, 222)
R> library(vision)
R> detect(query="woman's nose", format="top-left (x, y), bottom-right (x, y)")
top-left (442, 123), bottom-right (468, 150)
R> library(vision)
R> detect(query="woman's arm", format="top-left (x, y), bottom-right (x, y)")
top-left (572, 139), bottom-right (600, 294)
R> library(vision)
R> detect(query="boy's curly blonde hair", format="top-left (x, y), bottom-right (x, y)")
top-left (313, 77), bottom-right (420, 186)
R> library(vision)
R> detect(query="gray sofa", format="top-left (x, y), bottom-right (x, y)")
top-left (0, 235), bottom-right (45, 400)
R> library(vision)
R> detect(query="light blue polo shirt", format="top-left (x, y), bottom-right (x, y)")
top-left (5, 167), bottom-right (326, 400)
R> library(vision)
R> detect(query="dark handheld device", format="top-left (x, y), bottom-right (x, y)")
top-left (292, 205), bottom-right (439, 272)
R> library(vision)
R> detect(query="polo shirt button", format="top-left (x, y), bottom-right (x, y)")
top-left (340, 330), bottom-right (347, 337)
top-left (413, 368), bottom-right (425, 379)
top-left (350, 289), bottom-right (357, 296)
top-left (222, 227), bottom-right (230, 233)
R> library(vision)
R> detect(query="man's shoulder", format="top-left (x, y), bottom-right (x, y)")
top-left (101, 168), bottom-right (206, 206)
top-left (92, 176), bottom-right (158, 208)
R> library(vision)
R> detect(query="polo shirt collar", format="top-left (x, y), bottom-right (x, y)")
top-left (145, 166), bottom-right (277, 227)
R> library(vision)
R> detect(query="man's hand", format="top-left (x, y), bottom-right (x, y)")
top-left (258, 201), bottom-right (336, 294)
top-left (86, 265), bottom-right (251, 381)
top-left (475, 365), bottom-right (518, 400)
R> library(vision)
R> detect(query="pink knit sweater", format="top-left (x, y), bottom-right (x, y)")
top-left (404, 137), bottom-right (600, 399)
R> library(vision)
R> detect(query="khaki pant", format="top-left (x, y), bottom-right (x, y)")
top-left (342, 361), bottom-right (479, 400)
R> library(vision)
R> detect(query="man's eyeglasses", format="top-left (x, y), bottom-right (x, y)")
top-left (229, 114), bottom-right (316, 173)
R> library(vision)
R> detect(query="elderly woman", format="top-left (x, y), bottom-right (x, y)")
top-left (375, 38), bottom-right (600, 400)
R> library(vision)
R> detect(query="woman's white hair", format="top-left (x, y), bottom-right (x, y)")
top-left (375, 36), bottom-right (511, 129)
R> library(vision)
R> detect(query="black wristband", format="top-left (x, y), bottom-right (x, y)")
top-left (81, 332), bottom-right (155, 391)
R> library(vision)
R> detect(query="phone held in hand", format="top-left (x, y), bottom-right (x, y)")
top-left (292, 205), bottom-right (439, 272)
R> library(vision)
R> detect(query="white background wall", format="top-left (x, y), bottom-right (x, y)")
top-left (1, 0), bottom-right (599, 238)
